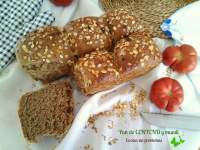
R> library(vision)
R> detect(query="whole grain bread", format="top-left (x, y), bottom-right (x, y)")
top-left (18, 80), bottom-right (74, 142)
top-left (101, 9), bottom-right (145, 42)
top-left (114, 32), bottom-right (161, 82)
top-left (64, 17), bottom-right (113, 55)
top-left (16, 26), bottom-right (75, 83)
top-left (73, 50), bottom-right (119, 94)
top-left (73, 32), bottom-right (161, 95)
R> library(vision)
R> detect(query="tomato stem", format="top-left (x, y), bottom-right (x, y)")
top-left (176, 51), bottom-right (184, 61)
top-left (167, 90), bottom-right (173, 97)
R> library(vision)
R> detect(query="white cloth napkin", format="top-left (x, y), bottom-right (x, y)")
top-left (58, 1), bottom-right (200, 150)
top-left (0, 0), bottom-right (200, 150)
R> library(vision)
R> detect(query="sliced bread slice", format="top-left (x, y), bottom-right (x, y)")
top-left (18, 80), bottom-right (74, 142)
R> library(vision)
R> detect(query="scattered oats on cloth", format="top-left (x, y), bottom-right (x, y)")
top-left (0, 0), bottom-right (55, 72)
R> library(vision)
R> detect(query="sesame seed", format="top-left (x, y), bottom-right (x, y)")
top-left (37, 53), bottom-right (42, 57)
top-left (59, 55), bottom-right (64, 59)
top-left (73, 32), bottom-right (78, 36)
top-left (30, 44), bottom-right (34, 48)
top-left (22, 45), bottom-right (28, 52)
top-left (86, 36), bottom-right (90, 40)
top-left (44, 48), bottom-right (48, 54)
top-left (144, 55), bottom-right (149, 60)
top-left (149, 45), bottom-right (154, 51)
top-left (101, 70), bottom-right (107, 73)
top-left (97, 64), bottom-right (101, 68)
top-left (84, 61), bottom-right (88, 67)
top-left (46, 59), bottom-right (50, 63)
top-left (135, 44), bottom-right (139, 48)
top-left (91, 70), bottom-right (95, 74)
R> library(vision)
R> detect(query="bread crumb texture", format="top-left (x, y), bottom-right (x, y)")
top-left (18, 80), bottom-right (74, 142)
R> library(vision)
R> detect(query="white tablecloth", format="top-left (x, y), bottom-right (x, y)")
top-left (0, 0), bottom-right (200, 150)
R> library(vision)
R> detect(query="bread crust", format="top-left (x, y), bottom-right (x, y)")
top-left (64, 17), bottom-right (113, 55)
top-left (16, 26), bottom-right (75, 83)
top-left (73, 32), bottom-right (161, 95)
top-left (114, 32), bottom-right (161, 82)
top-left (73, 51), bottom-right (120, 94)
top-left (102, 9), bottom-right (145, 42)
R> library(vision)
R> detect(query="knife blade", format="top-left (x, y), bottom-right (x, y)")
top-left (141, 112), bottom-right (200, 131)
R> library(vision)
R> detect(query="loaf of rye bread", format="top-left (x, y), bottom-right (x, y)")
top-left (114, 32), bottom-right (161, 82)
top-left (73, 32), bottom-right (161, 95)
top-left (18, 80), bottom-right (74, 142)
top-left (16, 17), bottom-right (113, 83)
top-left (16, 10), bottom-right (146, 83)
top-left (102, 9), bottom-right (145, 42)
top-left (16, 26), bottom-right (75, 83)
top-left (64, 17), bottom-right (113, 55)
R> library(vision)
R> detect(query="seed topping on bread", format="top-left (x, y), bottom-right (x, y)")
top-left (102, 9), bottom-right (144, 41)
top-left (73, 32), bottom-right (161, 95)
top-left (64, 17), bottom-right (112, 55)
top-left (16, 26), bottom-right (76, 82)
top-left (18, 26), bottom-right (73, 65)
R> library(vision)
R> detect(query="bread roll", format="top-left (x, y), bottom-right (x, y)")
top-left (73, 32), bottom-right (161, 95)
top-left (102, 9), bottom-right (144, 42)
top-left (114, 32), bottom-right (162, 82)
top-left (64, 17), bottom-right (113, 55)
top-left (18, 80), bottom-right (74, 142)
top-left (73, 50), bottom-right (119, 94)
top-left (16, 26), bottom-right (75, 83)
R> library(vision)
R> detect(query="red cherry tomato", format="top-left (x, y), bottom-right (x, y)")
top-left (51, 0), bottom-right (73, 6)
top-left (150, 77), bottom-right (184, 112)
top-left (162, 44), bottom-right (197, 73)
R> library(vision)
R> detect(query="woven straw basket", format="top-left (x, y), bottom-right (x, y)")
top-left (100, 0), bottom-right (196, 38)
